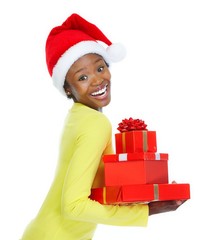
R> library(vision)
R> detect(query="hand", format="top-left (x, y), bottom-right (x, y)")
top-left (148, 181), bottom-right (186, 216)
top-left (148, 199), bottom-right (186, 216)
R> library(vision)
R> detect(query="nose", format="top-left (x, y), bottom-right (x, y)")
top-left (91, 74), bottom-right (103, 86)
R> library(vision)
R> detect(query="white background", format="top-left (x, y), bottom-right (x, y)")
top-left (0, 0), bottom-right (214, 239)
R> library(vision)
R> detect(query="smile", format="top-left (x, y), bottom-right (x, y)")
top-left (91, 84), bottom-right (108, 96)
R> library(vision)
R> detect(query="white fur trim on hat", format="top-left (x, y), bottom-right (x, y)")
top-left (52, 41), bottom-right (111, 96)
top-left (107, 43), bottom-right (126, 62)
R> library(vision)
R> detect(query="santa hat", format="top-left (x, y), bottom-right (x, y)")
top-left (45, 13), bottom-right (126, 96)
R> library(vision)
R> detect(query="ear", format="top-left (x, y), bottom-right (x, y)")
top-left (65, 89), bottom-right (72, 96)
top-left (66, 89), bottom-right (74, 99)
top-left (63, 80), bottom-right (74, 99)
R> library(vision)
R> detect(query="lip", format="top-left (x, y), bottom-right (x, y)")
top-left (90, 84), bottom-right (109, 99)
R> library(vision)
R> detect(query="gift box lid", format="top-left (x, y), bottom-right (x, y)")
top-left (103, 152), bottom-right (168, 162)
top-left (90, 183), bottom-right (190, 205)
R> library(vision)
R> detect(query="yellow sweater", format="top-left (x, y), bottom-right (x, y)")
top-left (21, 103), bottom-right (148, 240)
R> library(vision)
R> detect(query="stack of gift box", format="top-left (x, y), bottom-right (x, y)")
top-left (90, 118), bottom-right (190, 205)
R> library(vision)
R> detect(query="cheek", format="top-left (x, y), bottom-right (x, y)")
top-left (106, 70), bottom-right (111, 80)
top-left (71, 87), bottom-right (79, 98)
top-left (102, 72), bottom-right (111, 82)
top-left (71, 85), bottom-right (86, 98)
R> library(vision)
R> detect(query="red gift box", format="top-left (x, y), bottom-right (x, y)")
top-left (90, 183), bottom-right (190, 205)
top-left (115, 130), bottom-right (157, 153)
top-left (104, 160), bottom-right (169, 186)
top-left (103, 152), bottom-right (168, 162)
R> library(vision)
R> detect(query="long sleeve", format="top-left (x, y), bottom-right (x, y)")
top-left (60, 104), bottom-right (149, 226)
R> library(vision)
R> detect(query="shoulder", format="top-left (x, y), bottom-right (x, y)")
top-left (84, 109), bottom-right (111, 133)
top-left (69, 103), bottom-right (112, 132)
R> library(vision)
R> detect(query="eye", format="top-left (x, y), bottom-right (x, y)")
top-left (79, 75), bottom-right (88, 81)
top-left (98, 66), bottom-right (104, 72)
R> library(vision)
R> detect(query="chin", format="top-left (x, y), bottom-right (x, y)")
top-left (102, 98), bottom-right (111, 107)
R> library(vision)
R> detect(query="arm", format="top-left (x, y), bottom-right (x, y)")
top-left (61, 113), bottom-right (148, 226)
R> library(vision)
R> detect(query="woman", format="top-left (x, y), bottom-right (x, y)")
top-left (21, 13), bottom-right (183, 240)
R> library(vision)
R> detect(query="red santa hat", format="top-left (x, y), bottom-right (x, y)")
top-left (45, 13), bottom-right (126, 96)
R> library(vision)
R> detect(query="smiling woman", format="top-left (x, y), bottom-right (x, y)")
top-left (20, 12), bottom-right (185, 240)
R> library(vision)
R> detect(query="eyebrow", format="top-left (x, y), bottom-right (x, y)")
top-left (75, 57), bottom-right (104, 74)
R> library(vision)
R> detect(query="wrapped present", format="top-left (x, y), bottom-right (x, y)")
top-left (115, 131), bottom-right (157, 153)
top-left (115, 118), bottom-right (157, 153)
top-left (104, 160), bottom-right (169, 186)
top-left (90, 183), bottom-right (190, 205)
top-left (103, 152), bottom-right (168, 162)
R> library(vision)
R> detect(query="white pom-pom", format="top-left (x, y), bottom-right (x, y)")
top-left (106, 43), bottom-right (126, 62)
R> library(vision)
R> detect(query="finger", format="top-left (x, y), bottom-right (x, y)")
top-left (176, 200), bottom-right (183, 205)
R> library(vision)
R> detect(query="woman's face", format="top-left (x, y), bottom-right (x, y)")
top-left (65, 53), bottom-right (111, 111)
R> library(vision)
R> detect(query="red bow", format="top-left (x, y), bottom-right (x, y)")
top-left (117, 117), bottom-right (148, 132)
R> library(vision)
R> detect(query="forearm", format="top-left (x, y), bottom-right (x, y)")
top-left (62, 196), bottom-right (149, 227)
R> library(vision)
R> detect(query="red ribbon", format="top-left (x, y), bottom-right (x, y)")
top-left (117, 117), bottom-right (148, 133)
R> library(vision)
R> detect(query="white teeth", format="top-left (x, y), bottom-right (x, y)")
top-left (91, 85), bottom-right (107, 96)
